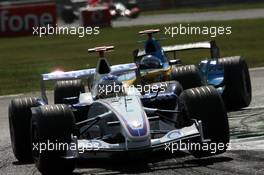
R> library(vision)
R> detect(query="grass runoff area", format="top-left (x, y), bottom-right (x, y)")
top-left (142, 2), bottom-right (264, 16)
top-left (0, 18), bottom-right (263, 95)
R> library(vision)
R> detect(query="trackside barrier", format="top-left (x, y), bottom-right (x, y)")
top-left (0, 1), bottom-right (56, 37)
top-left (80, 6), bottom-right (112, 28)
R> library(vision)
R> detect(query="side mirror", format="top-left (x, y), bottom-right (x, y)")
top-left (169, 59), bottom-right (182, 65)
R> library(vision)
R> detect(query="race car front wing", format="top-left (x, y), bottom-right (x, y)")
top-left (65, 121), bottom-right (205, 159)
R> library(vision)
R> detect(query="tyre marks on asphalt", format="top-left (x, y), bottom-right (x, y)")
top-left (229, 108), bottom-right (264, 139)
top-left (0, 105), bottom-right (264, 174)
top-left (0, 144), bottom-right (11, 170)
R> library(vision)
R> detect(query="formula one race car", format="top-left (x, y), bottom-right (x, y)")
top-left (133, 29), bottom-right (252, 110)
top-left (9, 46), bottom-right (229, 174)
top-left (60, 0), bottom-right (140, 24)
top-left (92, 0), bottom-right (141, 19)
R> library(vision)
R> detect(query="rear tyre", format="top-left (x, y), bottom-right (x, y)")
top-left (180, 86), bottom-right (229, 158)
top-left (31, 104), bottom-right (76, 174)
top-left (172, 65), bottom-right (203, 90)
top-left (9, 97), bottom-right (39, 162)
top-left (54, 80), bottom-right (85, 104)
top-left (219, 56), bottom-right (252, 110)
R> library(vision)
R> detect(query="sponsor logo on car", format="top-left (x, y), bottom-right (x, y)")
top-left (0, 2), bottom-right (56, 37)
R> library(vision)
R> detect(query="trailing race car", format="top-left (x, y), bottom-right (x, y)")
top-left (133, 29), bottom-right (252, 110)
top-left (60, 0), bottom-right (140, 24)
top-left (101, 0), bottom-right (141, 19)
top-left (9, 46), bottom-right (229, 174)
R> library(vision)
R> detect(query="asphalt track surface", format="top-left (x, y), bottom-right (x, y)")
top-left (59, 8), bottom-right (264, 28)
top-left (0, 68), bottom-right (264, 174)
top-left (112, 8), bottom-right (264, 27)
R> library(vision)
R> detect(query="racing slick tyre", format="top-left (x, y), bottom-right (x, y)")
top-left (31, 104), bottom-right (76, 174)
top-left (219, 56), bottom-right (252, 110)
top-left (172, 65), bottom-right (203, 90)
top-left (8, 97), bottom-right (39, 162)
top-left (54, 79), bottom-right (85, 104)
top-left (180, 86), bottom-right (229, 158)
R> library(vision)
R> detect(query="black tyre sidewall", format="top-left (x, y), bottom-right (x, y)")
top-left (31, 105), bottom-right (76, 174)
top-left (9, 97), bottom-right (39, 162)
top-left (172, 65), bottom-right (203, 90)
top-left (54, 80), bottom-right (85, 104)
top-left (220, 57), bottom-right (252, 110)
top-left (180, 86), bottom-right (229, 157)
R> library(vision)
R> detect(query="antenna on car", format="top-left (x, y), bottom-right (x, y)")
top-left (88, 46), bottom-right (114, 74)
top-left (139, 29), bottom-right (160, 39)
top-left (137, 29), bottom-right (166, 43)
top-left (88, 46), bottom-right (114, 58)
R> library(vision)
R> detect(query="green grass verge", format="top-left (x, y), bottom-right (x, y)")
top-left (142, 2), bottom-right (264, 16)
top-left (0, 18), bottom-right (263, 95)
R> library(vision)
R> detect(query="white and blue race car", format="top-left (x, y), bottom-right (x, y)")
top-left (9, 46), bottom-right (229, 174)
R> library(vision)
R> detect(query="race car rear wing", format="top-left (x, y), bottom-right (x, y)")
top-left (40, 63), bottom-right (137, 103)
top-left (41, 63), bottom-right (137, 81)
top-left (134, 40), bottom-right (220, 59)
top-left (163, 40), bottom-right (220, 59)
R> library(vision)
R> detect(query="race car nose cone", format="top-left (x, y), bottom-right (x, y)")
top-left (131, 121), bottom-right (142, 128)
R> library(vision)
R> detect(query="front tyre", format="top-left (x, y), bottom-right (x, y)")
top-left (9, 97), bottom-right (39, 162)
top-left (219, 56), bottom-right (252, 110)
top-left (180, 86), bottom-right (229, 158)
top-left (31, 104), bottom-right (76, 174)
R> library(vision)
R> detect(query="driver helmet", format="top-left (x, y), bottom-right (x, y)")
top-left (140, 55), bottom-right (162, 69)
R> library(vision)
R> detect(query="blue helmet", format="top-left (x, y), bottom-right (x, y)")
top-left (140, 55), bottom-right (163, 69)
